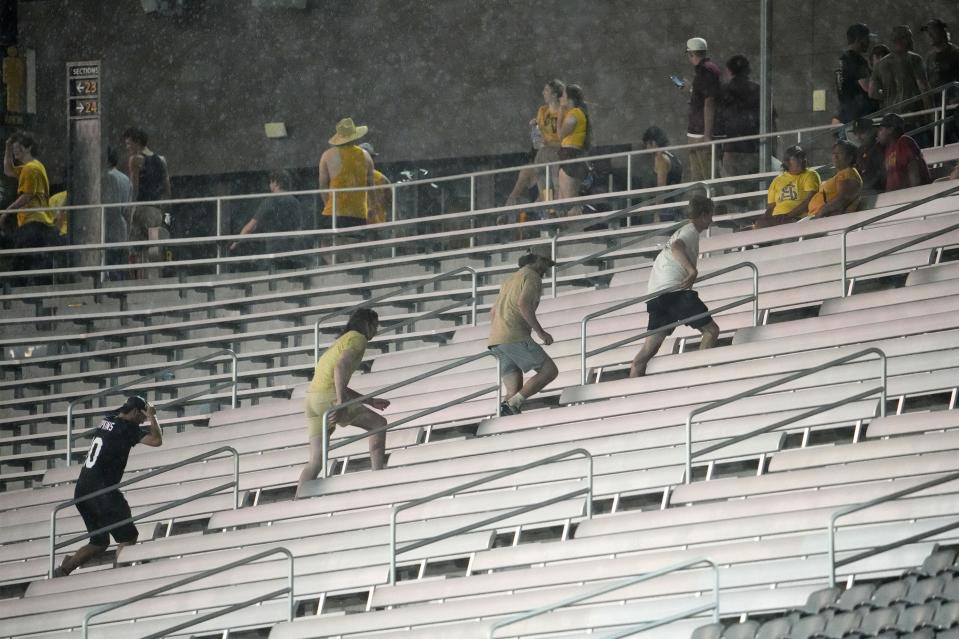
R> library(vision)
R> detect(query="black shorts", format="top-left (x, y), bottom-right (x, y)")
top-left (75, 485), bottom-right (138, 547)
top-left (646, 290), bottom-right (713, 333)
top-left (318, 215), bottom-right (366, 229)
top-left (558, 147), bottom-right (588, 180)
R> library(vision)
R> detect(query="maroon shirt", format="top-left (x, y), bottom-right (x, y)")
top-left (884, 135), bottom-right (931, 192)
top-left (688, 58), bottom-right (723, 136)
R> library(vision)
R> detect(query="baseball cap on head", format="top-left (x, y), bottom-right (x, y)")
top-left (686, 37), bottom-right (708, 53)
top-left (921, 18), bottom-right (948, 33)
top-left (121, 395), bottom-right (147, 412)
top-left (846, 23), bottom-right (874, 41)
top-left (852, 117), bottom-right (876, 133)
top-left (879, 113), bottom-right (906, 130)
top-left (518, 250), bottom-right (557, 269)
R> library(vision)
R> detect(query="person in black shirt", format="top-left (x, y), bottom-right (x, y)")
top-left (837, 24), bottom-right (878, 124)
top-left (55, 396), bottom-right (163, 577)
top-left (229, 169), bottom-right (305, 268)
top-left (721, 55), bottom-right (761, 179)
top-left (922, 19), bottom-right (959, 144)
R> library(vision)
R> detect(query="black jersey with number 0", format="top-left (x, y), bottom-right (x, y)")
top-left (77, 414), bottom-right (147, 487)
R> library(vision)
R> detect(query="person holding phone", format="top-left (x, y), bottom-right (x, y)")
top-left (55, 396), bottom-right (163, 577)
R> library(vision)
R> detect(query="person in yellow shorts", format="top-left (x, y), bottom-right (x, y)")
top-left (755, 145), bottom-right (821, 228)
top-left (805, 141), bottom-right (863, 219)
top-left (319, 118), bottom-right (374, 229)
top-left (298, 309), bottom-right (390, 495)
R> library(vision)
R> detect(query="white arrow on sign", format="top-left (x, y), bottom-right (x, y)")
top-left (74, 102), bottom-right (85, 114)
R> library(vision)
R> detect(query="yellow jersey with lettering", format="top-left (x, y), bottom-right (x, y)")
top-left (808, 167), bottom-right (862, 217)
top-left (768, 169), bottom-right (821, 216)
top-left (15, 159), bottom-right (54, 227)
top-left (561, 108), bottom-right (587, 149)
top-left (536, 105), bottom-right (562, 146)
top-left (322, 145), bottom-right (368, 220)
top-left (308, 330), bottom-right (368, 397)
top-left (367, 170), bottom-right (390, 225)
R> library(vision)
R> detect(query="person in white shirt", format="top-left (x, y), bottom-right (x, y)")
top-left (629, 194), bottom-right (720, 377)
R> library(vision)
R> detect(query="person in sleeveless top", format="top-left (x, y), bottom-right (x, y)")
top-left (123, 127), bottom-right (171, 269)
top-left (641, 126), bottom-right (684, 222)
top-left (556, 84), bottom-right (591, 215)
top-left (319, 118), bottom-right (374, 229)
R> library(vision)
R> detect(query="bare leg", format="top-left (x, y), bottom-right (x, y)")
top-left (698, 320), bottom-right (720, 350)
top-left (58, 543), bottom-right (107, 576)
top-left (629, 332), bottom-right (668, 378)
top-left (350, 406), bottom-right (388, 471)
top-left (502, 368), bottom-right (523, 400)
top-left (506, 167), bottom-right (537, 205)
top-left (519, 358), bottom-right (558, 399)
top-left (557, 169), bottom-right (580, 216)
top-left (296, 434), bottom-right (327, 495)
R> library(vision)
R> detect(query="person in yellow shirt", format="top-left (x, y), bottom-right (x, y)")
top-left (806, 141), bottom-right (863, 219)
top-left (755, 145), bottom-right (821, 228)
top-left (556, 84), bottom-right (591, 213)
top-left (505, 79), bottom-right (566, 207)
top-left (319, 118), bottom-right (374, 229)
top-left (50, 191), bottom-right (68, 237)
top-left (298, 309), bottom-right (391, 495)
top-left (2, 131), bottom-right (57, 280)
top-left (488, 252), bottom-right (559, 416)
top-left (359, 143), bottom-right (391, 225)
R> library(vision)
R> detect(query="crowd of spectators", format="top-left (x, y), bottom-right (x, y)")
top-left (2, 15), bottom-right (958, 280)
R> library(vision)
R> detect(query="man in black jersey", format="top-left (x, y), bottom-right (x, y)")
top-left (55, 396), bottom-right (163, 577)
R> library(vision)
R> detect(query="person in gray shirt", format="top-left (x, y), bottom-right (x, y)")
top-left (102, 146), bottom-right (131, 277)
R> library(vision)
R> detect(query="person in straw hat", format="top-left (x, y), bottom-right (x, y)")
top-left (319, 117), bottom-right (374, 228)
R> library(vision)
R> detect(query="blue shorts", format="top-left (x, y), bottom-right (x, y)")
top-left (490, 338), bottom-right (550, 375)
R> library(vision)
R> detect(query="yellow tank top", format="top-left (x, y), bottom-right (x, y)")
top-left (561, 108), bottom-right (587, 149)
top-left (368, 170), bottom-right (389, 224)
top-left (322, 145), bottom-right (368, 219)
top-left (536, 105), bottom-right (562, 145)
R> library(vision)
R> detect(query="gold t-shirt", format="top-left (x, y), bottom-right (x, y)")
top-left (15, 160), bottom-right (54, 227)
top-left (488, 267), bottom-right (542, 346)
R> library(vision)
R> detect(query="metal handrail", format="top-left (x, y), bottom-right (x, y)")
top-left (81, 546), bottom-right (294, 639)
top-left (486, 556), bottom-right (719, 638)
top-left (579, 262), bottom-right (760, 384)
top-left (64, 348), bottom-right (239, 466)
top-left (49, 445), bottom-right (240, 577)
top-left (828, 470), bottom-right (959, 586)
top-left (312, 265), bottom-right (478, 363)
top-left (390, 448), bottom-right (593, 586)
top-left (317, 351), bottom-right (502, 478)
top-left (684, 347), bottom-right (887, 484)
top-left (840, 184), bottom-right (959, 296)
top-left (826, 80), bottom-right (959, 144)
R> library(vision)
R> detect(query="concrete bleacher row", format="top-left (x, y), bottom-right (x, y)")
top-left (2, 164), bottom-right (959, 637)
top-left (2, 274), bottom-right (959, 635)
top-left (2, 181), bottom-right (957, 492)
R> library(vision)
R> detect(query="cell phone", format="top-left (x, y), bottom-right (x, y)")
top-left (669, 75), bottom-right (686, 88)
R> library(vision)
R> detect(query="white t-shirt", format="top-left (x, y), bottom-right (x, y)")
top-left (647, 222), bottom-right (701, 295)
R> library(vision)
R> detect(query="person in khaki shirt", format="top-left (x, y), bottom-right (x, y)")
top-left (488, 252), bottom-right (559, 415)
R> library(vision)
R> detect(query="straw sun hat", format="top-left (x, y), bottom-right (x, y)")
top-left (329, 117), bottom-right (368, 145)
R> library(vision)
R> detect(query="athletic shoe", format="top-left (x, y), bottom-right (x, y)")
top-left (499, 402), bottom-right (514, 416)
